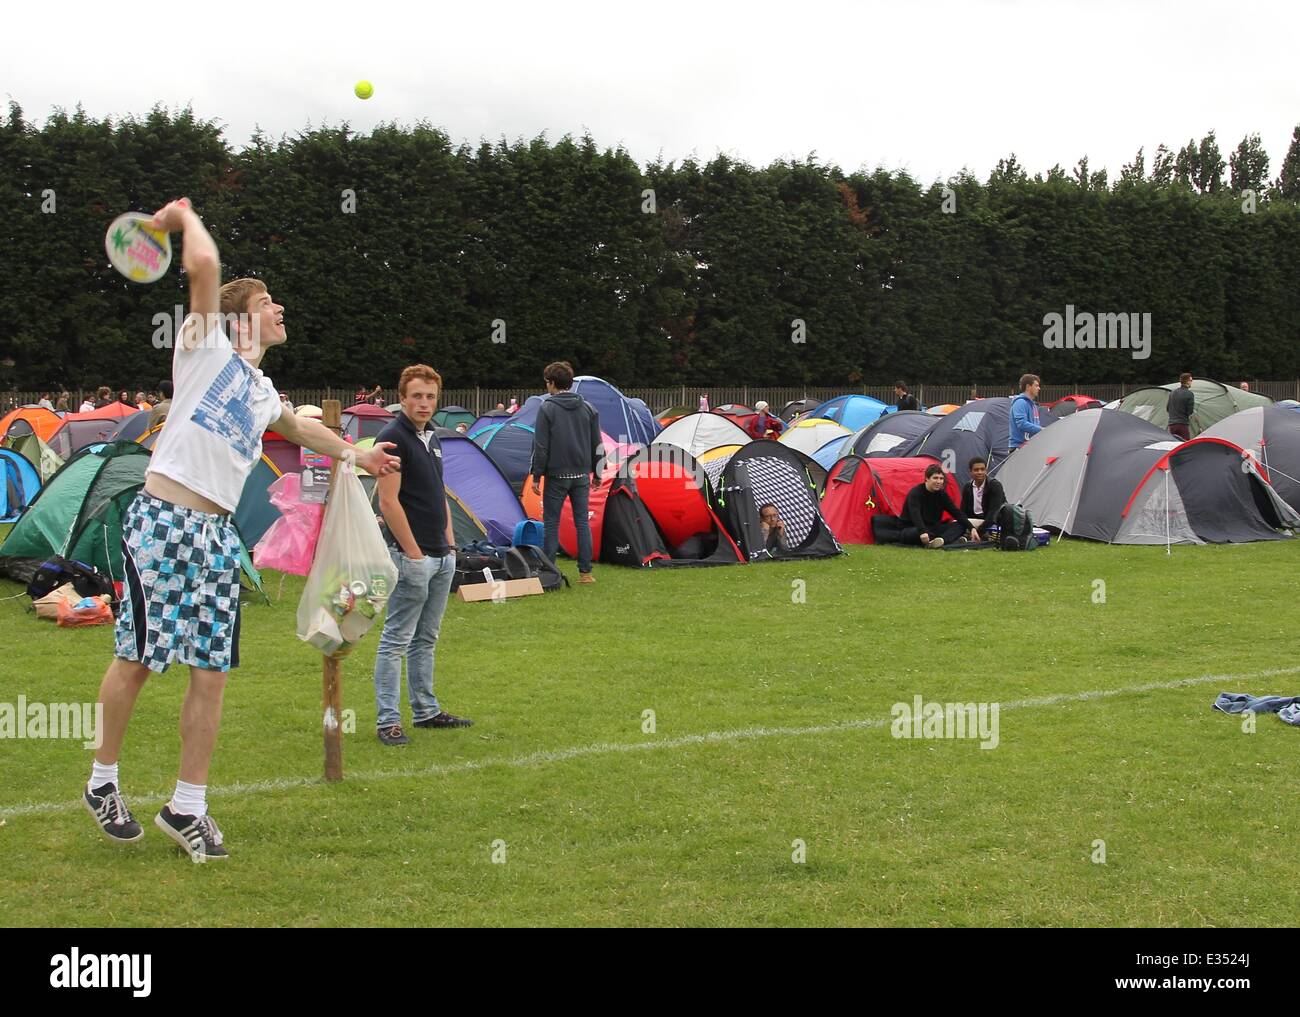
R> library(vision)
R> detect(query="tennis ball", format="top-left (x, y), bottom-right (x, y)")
top-left (355, 80), bottom-right (374, 100)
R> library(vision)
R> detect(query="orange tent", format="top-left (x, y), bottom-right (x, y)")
top-left (0, 405), bottom-right (63, 442)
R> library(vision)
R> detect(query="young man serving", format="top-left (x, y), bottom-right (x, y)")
top-left (84, 198), bottom-right (400, 862)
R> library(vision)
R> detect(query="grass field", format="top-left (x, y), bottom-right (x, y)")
top-left (2, 536), bottom-right (1299, 927)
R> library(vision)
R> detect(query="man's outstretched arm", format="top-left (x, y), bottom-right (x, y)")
top-left (150, 199), bottom-right (219, 346)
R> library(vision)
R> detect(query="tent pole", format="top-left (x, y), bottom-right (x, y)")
top-left (1170, 470), bottom-right (1180, 556)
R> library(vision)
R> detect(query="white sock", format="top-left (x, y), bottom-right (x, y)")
top-left (89, 760), bottom-right (119, 792)
top-left (170, 780), bottom-right (207, 818)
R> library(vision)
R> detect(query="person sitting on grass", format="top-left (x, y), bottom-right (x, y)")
top-left (961, 456), bottom-right (1006, 542)
top-left (872, 463), bottom-right (979, 548)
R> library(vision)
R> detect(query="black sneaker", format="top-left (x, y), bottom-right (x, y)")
top-left (378, 724), bottom-right (410, 745)
top-left (83, 782), bottom-right (144, 844)
top-left (155, 805), bottom-right (229, 863)
top-left (414, 711), bottom-right (473, 729)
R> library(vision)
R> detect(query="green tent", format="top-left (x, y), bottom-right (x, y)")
top-left (433, 406), bottom-right (476, 431)
top-left (1117, 379), bottom-right (1273, 437)
top-left (2, 430), bottom-right (64, 483)
top-left (0, 441), bottom-right (265, 597)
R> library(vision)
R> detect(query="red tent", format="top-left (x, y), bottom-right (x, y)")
top-left (1047, 394), bottom-right (1103, 416)
top-left (820, 455), bottom-right (960, 544)
top-left (48, 402), bottom-right (139, 458)
top-left (341, 403), bottom-right (394, 441)
top-left (554, 446), bottom-right (743, 566)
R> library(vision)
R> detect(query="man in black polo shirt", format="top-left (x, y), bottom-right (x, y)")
top-left (371, 364), bottom-right (472, 746)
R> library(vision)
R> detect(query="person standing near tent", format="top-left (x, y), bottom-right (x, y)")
top-left (82, 198), bottom-right (400, 862)
top-left (530, 361), bottom-right (602, 584)
top-left (1008, 374), bottom-right (1044, 452)
top-left (699, 393), bottom-right (710, 413)
top-left (1168, 373), bottom-right (1195, 441)
top-left (961, 457), bottom-right (1006, 541)
top-left (37, 392), bottom-right (54, 411)
top-left (92, 386), bottom-right (112, 410)
top-left (747, 401), bottom-right (785, 439)
top-left (371, 364), bottom-right (473, 746)
top-left (894, 381), bottom-right (919, 412)
top-left (56, 391), bottom-right (70, 412)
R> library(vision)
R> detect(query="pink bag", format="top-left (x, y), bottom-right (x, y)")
top-left (253, 472), bottom-right (325, 575)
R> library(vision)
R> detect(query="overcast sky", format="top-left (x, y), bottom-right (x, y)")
top-left (6, 0), bottom-right (1298, 184)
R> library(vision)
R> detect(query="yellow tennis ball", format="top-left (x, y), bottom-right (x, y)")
top-left (355, 80), bottom-right (374, 100)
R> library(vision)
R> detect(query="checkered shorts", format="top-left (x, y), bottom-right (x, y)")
top-left (114, 493), bottom-right (242, 673)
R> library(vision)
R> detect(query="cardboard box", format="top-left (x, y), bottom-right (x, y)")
top-left (456, 577), bottom-right (544, 603)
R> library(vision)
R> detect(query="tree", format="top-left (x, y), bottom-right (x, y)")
top-left (1150, 144), bottom-right (1175, 186)
top-left (1276, 125), bottom-right (1300, 201)
top-left (1196, 131), bottom-right (1225, 193)
top-left (1229, 133), bottom-right (1270, 194)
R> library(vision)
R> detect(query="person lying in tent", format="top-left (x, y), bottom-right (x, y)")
top-left (760, 503), bottom-right (787, 551)
top-left (872, 464), bottom-right (979, 549)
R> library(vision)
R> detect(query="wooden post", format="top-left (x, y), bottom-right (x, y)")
top-left (321, 398), bottom-right (344, 782)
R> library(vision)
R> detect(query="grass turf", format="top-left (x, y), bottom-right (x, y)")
top-left (1, 538), bottom-right (1298, 927)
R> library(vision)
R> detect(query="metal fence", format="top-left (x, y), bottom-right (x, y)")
top-left (6, 380), bottom-right (1299, 417)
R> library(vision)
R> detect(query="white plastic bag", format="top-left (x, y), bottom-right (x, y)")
top-left (296, 457), bottom-right (398, 660)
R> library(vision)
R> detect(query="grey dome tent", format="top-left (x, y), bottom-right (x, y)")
top-left (906, 397), bottom-right (1055, 485)
top-left (847, 410), bottom-right (939, 458)
top-left (998, 409), bottom-right (1298, 545)
top-left (1199, 405), bottom-right (1300, 514)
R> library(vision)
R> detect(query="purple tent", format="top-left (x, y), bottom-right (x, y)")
top-left (438, 429), bottom-right (526, 544)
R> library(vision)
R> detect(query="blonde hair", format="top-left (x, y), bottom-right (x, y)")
top-left (220, 278), bottom-right (268, 319)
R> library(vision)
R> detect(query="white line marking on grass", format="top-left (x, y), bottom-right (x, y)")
top-left (4, 667), bottom-right (1298, 821)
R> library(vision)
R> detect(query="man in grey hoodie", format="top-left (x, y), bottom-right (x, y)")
top-left (529, 361), bottom-right (604, 583)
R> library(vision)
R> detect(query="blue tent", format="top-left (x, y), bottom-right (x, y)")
top-left (0, 447), bottom-right (41, 522)
top-left (470, 396), bottom-right (546, 493)
top-left (808, 394), bottom-right (893, 431)
top-left (437, 430), bottom-right (527, 545)
top-left (571, 376), bottom-right (659, 446)
top-left (811, 435), bottom-right (852, 472)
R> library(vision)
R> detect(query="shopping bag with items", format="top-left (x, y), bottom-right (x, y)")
top-left (253, 472), bottom-right (325, 576)
top-left (56, 595), bottom-right (114, 627)
top-left (295, 456), bottom-right (398, 660)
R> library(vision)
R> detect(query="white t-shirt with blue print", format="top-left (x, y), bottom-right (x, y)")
top-left (146, 321), bottom-right (282, 512)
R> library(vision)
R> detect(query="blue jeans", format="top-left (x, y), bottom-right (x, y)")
top-left (542, 475), bottom-right (593, 572)
top-left (373, 549), bottom-right (455, 728)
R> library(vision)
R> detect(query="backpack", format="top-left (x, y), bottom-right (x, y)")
top-left (452, 542), bottom-right (567, 592)
top-left (26, 556), bottom-right (116, 604)
top-left (996, 503), bottom-right (1037, 551)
